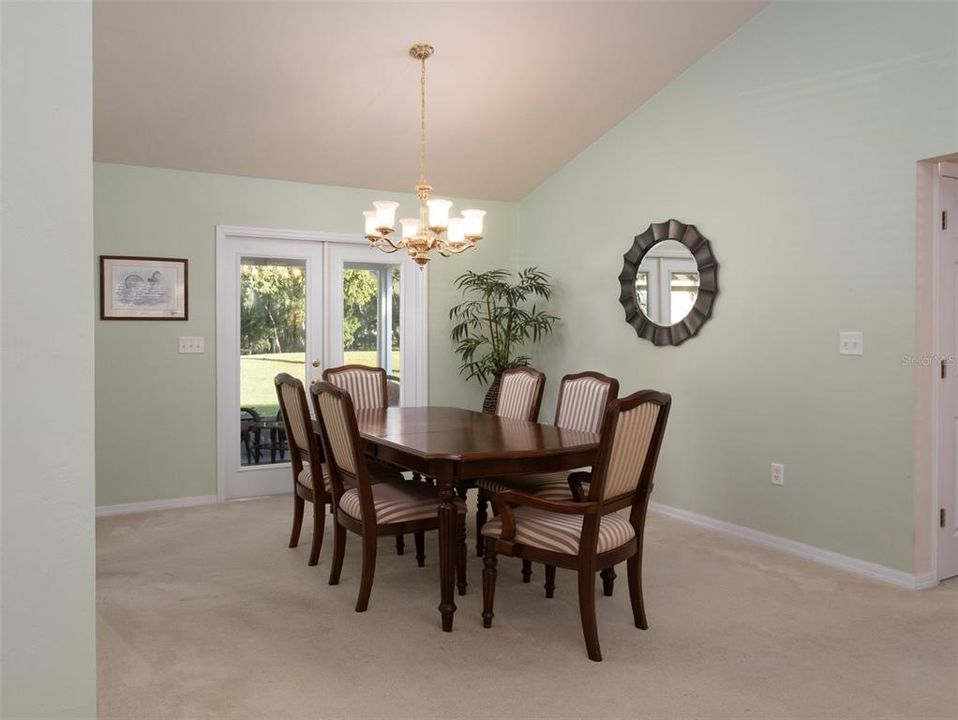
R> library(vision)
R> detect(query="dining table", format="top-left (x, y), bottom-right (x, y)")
top-left (315, 405), bottom-right (600, 631)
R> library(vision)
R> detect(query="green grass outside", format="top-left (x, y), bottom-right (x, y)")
top-left (240, 350), bottom-right (401, 416)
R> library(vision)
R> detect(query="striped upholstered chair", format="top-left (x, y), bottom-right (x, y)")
top-left (323, 364), bottom-right (389, 410)
top-left (312, 381), bottom-right (467, 612)
top-left (475, 371), bottom-right (619, 570)
top-left (480, 389), bottom-right (671, 661)
top-left (324, 364), bottom-right (415, 556)
top-left (492, 367), bottom-right (546, 421)
top-left (276, 373), bottom-right (402, 567)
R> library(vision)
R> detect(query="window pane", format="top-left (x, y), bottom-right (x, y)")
top-left (669, 271), bottom-right (700, 324)
top-left (635, 271), bottom-right (650, 317)
top-left (239, 258), bottom-right (305, 466)
top-left (343, 263), bottom-right (401, 406)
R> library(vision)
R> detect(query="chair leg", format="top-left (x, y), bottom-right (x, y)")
top-left (355, 533), bottom-right (378, 612)
top-left (475, 492), bottom-right (489, 557)
top-left (544, 565), bottom-right (556, 598)
top-left (395, 534), bottom-right (405, 555)
top-left (578, 569), bottom-right (602, 662)
top-left (308, 499), bottom-right (325, 567)
top-left (328, 520), bottom-right (346, 586)
top-left (456, 514), bottom-right (468, 596)
top-left (456, 485), bottom-right (468, 501)
top-left (288, 494), bottom-right (305, 548)
top-left (482, 540), bottom-right (498, 628)
top-left (601, 566), bottom-right (617, 597)
top-left (521, 558), bottom-right (532, 583)
top-left (627, 553), bottom-right (648, 630)
top-left (414, 531), bottom-right (425, 567)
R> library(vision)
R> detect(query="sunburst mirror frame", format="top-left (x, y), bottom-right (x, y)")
top-left (618, 219), bottom-right (719, 346)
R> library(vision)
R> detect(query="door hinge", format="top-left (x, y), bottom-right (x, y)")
top-left (942, 359), bottom-right (947, 379)
top-left (941, 508), bottom-right (946, 528)
top-left (944, 210), bottom-right (949, 231)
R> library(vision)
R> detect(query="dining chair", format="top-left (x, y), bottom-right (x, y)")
top-left (311, 381), bottom-right (468, 612)
top-left (476, 371), bottom-right (619, 587)
top-left (324, 364), bottom-right (413, 557)
top-left (274, 373), bottom-right (337, 567)
top-left (323, 364), bottom-right (390, 410)
top-left (480, 388), bottom-right (671, 662)
top-left (463, 366), bottom-right (547, 563)
top-left (492, 366), bottom-right (546, 421)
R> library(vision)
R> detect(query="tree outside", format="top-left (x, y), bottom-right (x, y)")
top-left (239, 262), bottom-right (400, 416)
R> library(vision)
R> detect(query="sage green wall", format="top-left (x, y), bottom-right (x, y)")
top-left (94, 163), bottom-right (517, 506)
top-left (2, 1), bottom-right (97, 716)
top-left (518, 1), bottom-right (957, 573)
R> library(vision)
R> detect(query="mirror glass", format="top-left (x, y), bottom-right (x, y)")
top-left (634, 240), bottom-right (700, 326)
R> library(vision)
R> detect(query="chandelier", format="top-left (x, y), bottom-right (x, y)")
top-left (363, 43), bottom-right (485, 267)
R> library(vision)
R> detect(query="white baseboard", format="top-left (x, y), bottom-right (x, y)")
top-left (650, 502), bottom-right (937, 591)
top-left (96, 495), bottom-right (218, 518)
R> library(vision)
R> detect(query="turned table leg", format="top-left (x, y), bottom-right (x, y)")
top-left (435, 463), bottom-right (457, 632)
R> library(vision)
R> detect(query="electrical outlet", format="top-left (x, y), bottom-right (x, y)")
top-left (178, 336), bottom-right (205, 354)
top-left (839, 331), bottom-right (863, 356)
top-left (771, 463), bottom-right (784, 486)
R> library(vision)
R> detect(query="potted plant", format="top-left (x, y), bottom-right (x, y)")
top-left (449, 267), bottom-right (559, 413)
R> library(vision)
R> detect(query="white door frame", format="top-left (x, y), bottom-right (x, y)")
top-left (932, 162), bottom-right (958, 581)
top-left (214, 225), bottom-right (428, 503)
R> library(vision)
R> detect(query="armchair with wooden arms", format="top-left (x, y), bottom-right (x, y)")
top-left (479, 389), bottom-right (671, 661)
top-left (475, 371), bottom-right (618, 587)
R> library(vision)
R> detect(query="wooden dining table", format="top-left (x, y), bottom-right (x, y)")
top-left (315, 406), bottom-right (600, 631)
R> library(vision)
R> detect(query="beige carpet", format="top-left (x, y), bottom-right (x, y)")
top-left (97, 495), bottom-right (957, 720)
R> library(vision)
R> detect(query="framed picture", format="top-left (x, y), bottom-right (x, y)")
top-left (100, 255), bottom-right (188, 320)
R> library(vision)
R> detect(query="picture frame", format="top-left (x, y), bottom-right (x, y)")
top-left (100, 255), bottom-right (189, 320)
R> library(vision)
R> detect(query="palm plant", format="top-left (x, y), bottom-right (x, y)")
top-left (449, 267), bottom-right (558, 412)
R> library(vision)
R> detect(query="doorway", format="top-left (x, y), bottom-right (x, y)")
top-left (215, 226), bottom-right (427, 501)
top-left (935, 161), bottom-right (958, 581)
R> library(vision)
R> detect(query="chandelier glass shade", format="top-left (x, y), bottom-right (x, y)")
top-left (363, 43), bottom-right (485, 267)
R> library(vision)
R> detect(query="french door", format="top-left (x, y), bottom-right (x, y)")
top-left (216, 228), bottom-right (427, 501)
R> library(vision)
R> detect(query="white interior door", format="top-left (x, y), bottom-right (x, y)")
top-left (217, 235), bottom-right (324, 500)
top-left (938, 164), bottom-right (958, 581)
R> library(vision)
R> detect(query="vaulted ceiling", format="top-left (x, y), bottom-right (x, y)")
top-left (94, 1), bottom-right (766, 202)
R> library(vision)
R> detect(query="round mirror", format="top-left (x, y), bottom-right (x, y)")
top-left (619, 219), bottom-right (718, 346)
top-left (635, 240), bottom-right (700, 327)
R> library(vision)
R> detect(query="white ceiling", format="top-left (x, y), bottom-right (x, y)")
top-left (94, 1), bottom-right (766, 202)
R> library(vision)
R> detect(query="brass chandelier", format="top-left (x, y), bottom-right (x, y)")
top-left (363, 43), bottom-right (485, 267)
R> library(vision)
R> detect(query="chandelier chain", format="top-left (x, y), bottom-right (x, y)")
top-left (419, 55), bottom-right (427, 186)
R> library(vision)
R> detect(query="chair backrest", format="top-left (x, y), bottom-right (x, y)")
top-left (274, 373), bottom-right (323, 481)
top-left (323, 365), bottom-right (388, 410)
top-left (494, 367), bottom-right (546, 421)
top-left (554, 371), bottom-right (620, 434)
top-left (588, 390), bottom-right (671, 505)
top-left (310, 381), bottom-right (373, 512)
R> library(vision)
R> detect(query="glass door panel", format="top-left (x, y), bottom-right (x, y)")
top-left (239, 257), bottom-right (307, 465)
top-left (342, 263), bottom-right (401, 405)
top-left (326, 243), bottom-right (424, 407)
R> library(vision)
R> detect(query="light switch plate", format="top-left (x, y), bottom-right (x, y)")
top-left (839, 331), bottom-right (863, 356)
top-left (179, 336), bottom-right (205, 354)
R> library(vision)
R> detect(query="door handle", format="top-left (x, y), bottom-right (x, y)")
top-left (312, 360), bottom-right (321, 368)
top-left (310, 378), bottom-right (320, 386)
